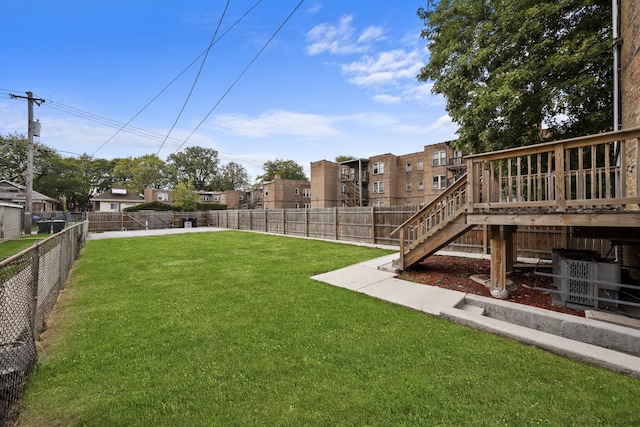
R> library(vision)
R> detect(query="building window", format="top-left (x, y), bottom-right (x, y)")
top-left (341, 184), bottom-right (347, 194)
top-left (373, 162), bottom-right (384, 174)
top-left (264, 203), bottom-right (269, 210)
top-left (406, 182), bottom-right (412, 191)
top-left (454, 150), bottom-right (464, 158)
top-left (110, 203), bottom-right (118, 210)
top-left (201, 195), bottom-right (210, 202)
top-left (295, 188), bottom-right (300, 196)
top-left (239, 195), bottom-right (244, 201)
top-left (433, 175), bottom-right (447, 189)
top-left (157, 192), bottom-right (169, 201)
top-left (373, 181), bottom-right (384, 193)
top-left (264, 188), bottom-right (269, 197)
top-left (304, 203), bottom-right (311, 208)
top-left (418, 180), bottom-right (424, 190)
top-left (432, 151), bottom-right (446, 166)
top-left (406, 163), bottom-right (412, 172)
top-left (295, 203), bottom-right (300, 208)
top-left (214, 195), bottom-right (220, 202)
top-left (373, 201), bottom-right (384, 207)
top-left (417, 160), bottom-right (424, 171)
top-left (303, 188), bottom-right (311, 197)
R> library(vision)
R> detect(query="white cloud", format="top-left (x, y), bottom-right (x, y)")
top-left (341, 49), bottom-right (424, 87)
top-left (211, 110), bottom-right (343, 138)
top-left (357, 26), bottom-right (384, 44)
top-left (305, 15), bottom-right (384, 56)
top-left (373, 94), bottom-right (402, 104)
top-left (428, 114), bottom-right (457, 133)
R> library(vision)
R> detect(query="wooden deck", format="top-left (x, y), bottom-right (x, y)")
top-left (393, 127), bottom-right (640, 297)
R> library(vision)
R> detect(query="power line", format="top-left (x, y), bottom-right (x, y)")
top-left (174, 0), bottom-right (306, 153)
top-left (157, 0), bottom-right (230, 155)
top-left (89, 0), bottom-right (264, 158)
top-left (37, 98), bottom-right (266, 165)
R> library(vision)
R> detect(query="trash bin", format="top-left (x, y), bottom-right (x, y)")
top-left (52, 220), bottom-right (66, 233)
top-left (189, 217), bottom-right (197, 228)
top-left (37, 220), bottom-right (52, 234)
top-left (182, 218), bottom-right (192, 228)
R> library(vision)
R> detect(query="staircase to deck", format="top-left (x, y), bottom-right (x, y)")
top-left (392, 175), bottom-right (473, 270)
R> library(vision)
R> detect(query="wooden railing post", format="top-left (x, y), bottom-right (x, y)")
top-left (466, 159), bottom-right (474, 212)
top-left (399, 227), bottom-right (405, 270)
top-left (554, 144), bottom-right (566, 212)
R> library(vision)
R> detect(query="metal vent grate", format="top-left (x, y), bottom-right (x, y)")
top-left (567, 259), bottom-right (595, 305)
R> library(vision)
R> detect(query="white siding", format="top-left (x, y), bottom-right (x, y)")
top-left (0, 203), bottom-right (23, 242)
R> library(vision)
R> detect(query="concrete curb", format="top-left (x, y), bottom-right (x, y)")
top-left (312, 254), bottom-right (640, 378)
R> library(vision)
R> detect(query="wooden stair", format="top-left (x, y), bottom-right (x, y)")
top-left (392, 175), bottom-right (473, 270)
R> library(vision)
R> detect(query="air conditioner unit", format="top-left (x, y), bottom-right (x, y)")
top-left (551, 249), bottom-right (621, 309)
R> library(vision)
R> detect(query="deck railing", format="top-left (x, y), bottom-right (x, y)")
top-left (466, 127), bottom-right (640, 213)
top-left (391, 176), bottom-right (468, 264)
top-left (392, 127), bottom-right (640, 270)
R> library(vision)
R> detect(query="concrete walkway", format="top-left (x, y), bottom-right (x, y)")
top-left (87, 227), bottom-right (640, 378)
top-left (312, 254), bottom-right (640, 378)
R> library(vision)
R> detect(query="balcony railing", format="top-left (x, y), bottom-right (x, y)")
top-left (466, 126), bottom-right (640, 213)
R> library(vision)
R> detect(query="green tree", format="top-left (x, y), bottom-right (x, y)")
top-left (34, 155), bottom-right (88, 209)
top-left (166, 146), bottom-right (220, 190)
top-left (78, 155), bottom-right (117, 196)
top-left (335, 155), bottom-right (356, 163)
top-left (112, 154), bottom-right (169, 195)
top-left (256, 158), bottom-right (308, 181)
top-left (417, 0), bottom-right (613, 154)
top-left (217, 162), bottom-right (250, 191)
top-left (173, 181), bottom-right (199, 211)
top-left (0, 133), bottom-right (60, 185)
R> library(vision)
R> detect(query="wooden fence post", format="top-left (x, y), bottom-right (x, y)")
top-left (282, 209), bottom-right (286, 235)
top-left (334, 207), bottom-right (338, 240)
top-left (370, 206), bottom-right (375, 244)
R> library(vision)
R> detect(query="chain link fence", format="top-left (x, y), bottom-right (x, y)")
top-left (1, 221), bottom-right (88, 424)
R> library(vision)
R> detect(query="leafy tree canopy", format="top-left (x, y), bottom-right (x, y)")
top-left (257, 158), bottom-right (308, 181)
top-left (112, 154), bottom-right (170, 195)
top-left (335, 155), bottom-right (356, 163)
top-left (217, 162), bottom-right (250, 191)
top-left (173, 180), bottom-right (199, 212)
top-left (418, 0), bottom-right (613, 153)
top-left (167, 146), bottom-right (220, 190)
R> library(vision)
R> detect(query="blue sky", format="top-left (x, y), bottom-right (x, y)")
top-left (0, 1), bottom-right (457, 182)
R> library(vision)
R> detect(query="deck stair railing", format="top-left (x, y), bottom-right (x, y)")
top-left (392, 126), bottom-right (640, 271)
top-left (391, 175), bottom-right (470, 270)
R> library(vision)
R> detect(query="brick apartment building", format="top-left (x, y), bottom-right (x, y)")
top-left (143, 188), bottom-right (246, 209)
top-left (261, 175), bottom-right (311, 209)
top-left (310, 141), bottom-right (463, 208)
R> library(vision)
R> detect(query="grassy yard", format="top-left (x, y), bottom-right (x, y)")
top-left (18, 231), bottom-right (640, 426)
top-left (0, 235), bottom-right (50, 261)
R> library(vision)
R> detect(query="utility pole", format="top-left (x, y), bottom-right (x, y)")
top-left (10, 91), bottom-right (45, 235)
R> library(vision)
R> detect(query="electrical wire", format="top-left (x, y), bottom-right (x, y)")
top-left (39, 99), bottom-right (265, 166)
top-left (174, 0), bottom-right (306, 153)
top-left (91, 0), bottom-right (263, 157)
top-left (157, 0), bottom-right (230, 155)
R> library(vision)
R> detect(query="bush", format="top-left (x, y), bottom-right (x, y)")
top-left (197, 203), bottom-right (227, 211)
top-left (123, 201), bottom-right (227, 212)
top-left (124, 201), bottom-right (174, 212)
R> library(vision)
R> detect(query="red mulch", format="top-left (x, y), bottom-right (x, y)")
top-left (399, 255), bottom-right (585, 317)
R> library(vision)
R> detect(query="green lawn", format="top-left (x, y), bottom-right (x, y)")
top-left (18, 231), bottom-right (640, 426)
top-left (0, 235), bottom-right (50, 261)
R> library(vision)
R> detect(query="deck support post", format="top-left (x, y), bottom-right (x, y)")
top-left (489, 225), bottom-right (517, 299)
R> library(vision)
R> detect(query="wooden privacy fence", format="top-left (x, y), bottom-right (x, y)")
top-left (207, 207), bottom-right (417, 245)
top-left (87, 208), bottom-right (610, 260)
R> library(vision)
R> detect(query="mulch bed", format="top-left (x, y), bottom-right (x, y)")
top-left (399, 255), bottom-right (585, 317)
